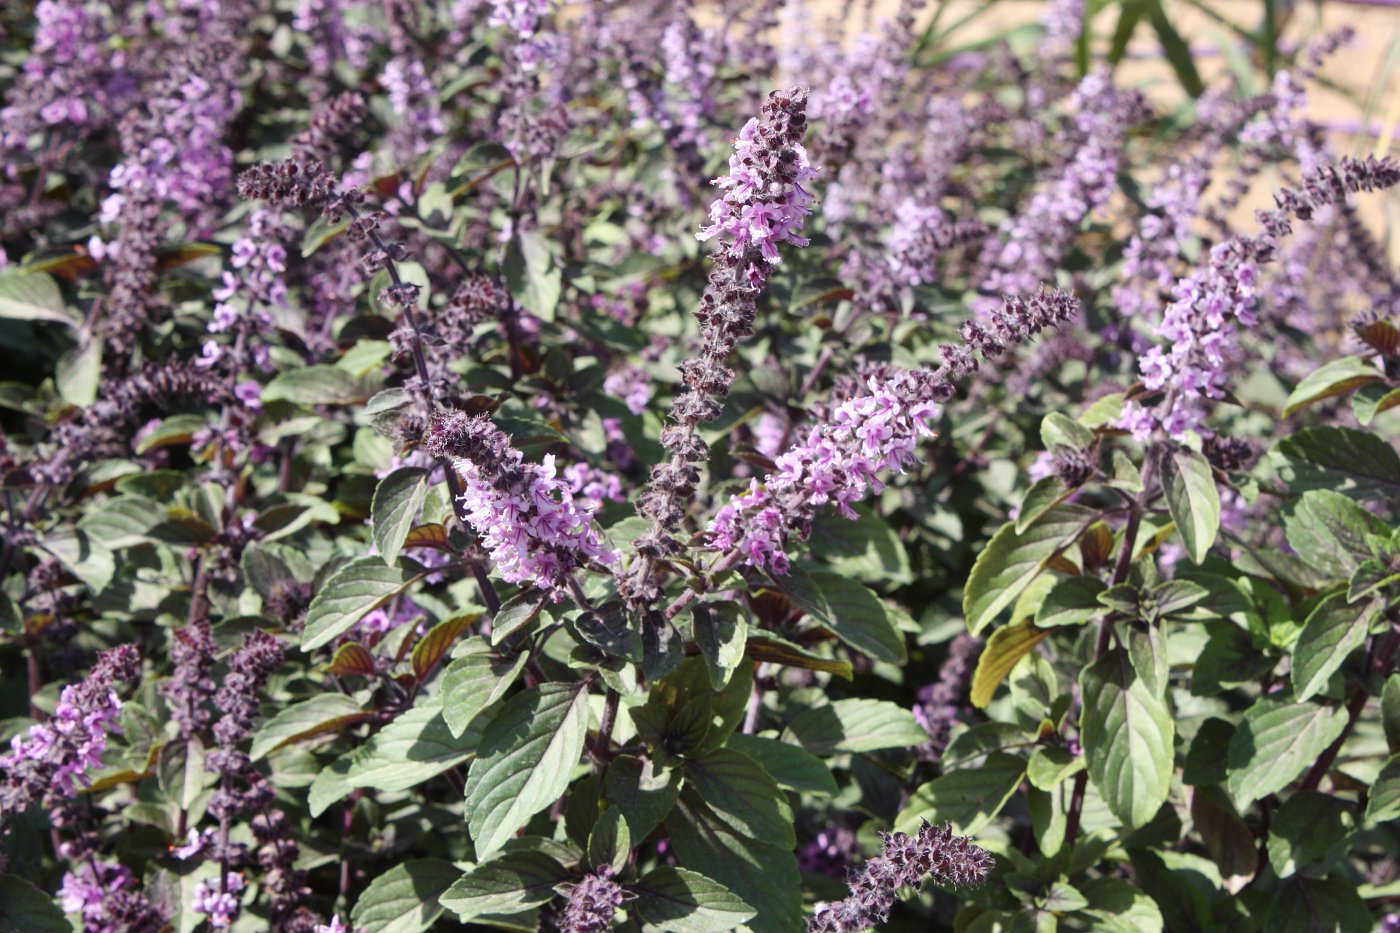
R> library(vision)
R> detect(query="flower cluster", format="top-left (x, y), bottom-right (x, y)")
top-left (631, 88), bottom-right (815, 599)
top-left (711, 290), bottom-right (1080, 573)
top-left (0, 645), bottom-right (139, 819)
top-left (192, 872), bottom-right (246, 929)
top-left (425, 411), bottom-right (618, 594)
top-left (808, 821), bottom-right (995, 932)
top-left (696, 104), bottom-right (819, 264)
top-left (914, 633), bottom-right (984, 757)
top-left (1125, 155), bottom-right (1400, 439)
top-left (558, 866), bottom-right (629, 933)
top-left (709, 370), bottom-right (939, 574)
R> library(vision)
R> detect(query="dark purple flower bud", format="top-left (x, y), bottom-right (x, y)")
top-left (806, 821), bottom-right (993, 932)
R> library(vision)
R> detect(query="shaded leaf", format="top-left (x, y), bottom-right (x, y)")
top-left (372, 468), bottom-right (430, 567)
top-left (964, 506), bottom-right (1091, 635)
top-left (784, 699), bottom-right (928, 756)
top-left (351, 858), bottom-right (461, 933)
top-left (464, 683), bottom-right (590, 860)
top-left (631, 867), bottom-right (757, 933)
top-left (1227, 698), bottom-right (1347, 805)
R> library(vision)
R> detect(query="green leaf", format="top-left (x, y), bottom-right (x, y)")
top-left (1283, 356), bottom-right (1382, 416)
top-left (263, 365), bottom-right (366, 406)
top-left (1016, 476), bottom-right (1076, 533)
top-left (1268, 791), bottom-right (1354, 878)
top-left (964, 506), bottom-right (1092, 635)
top-left (351, 858), bottom-right (461, 933)
top-left (604, 754), bottom-right (683, 842)
top-left (346, 702), bottom-right (479, 792)
top-left (1349, 560), bottom-right (1400, 603)
top-left (438, 851), bottom-right (568, 923)
top-left (350, 857), bottom-right (459, 930)
top-left (1189, 785), bottom-right (1256, 893)
top-left (1162, 448), bottom-right (1220, 565)
top-left (724, 733), bottom-right (836, 796)
top-left (1027, 746), bottom-right (1084, 790)
top-left (465, 683), bottom-right (591, 860)
top-left (631, 867), bottom-right (757, 933)
top-left (1150, 5), bottom-right (1204, 96)
top-left (0, 270), bottom-right (76, 326)
top-left (1384, 676), bottom-right (1400, 755)
top-left (693, 602), bottom-right (748, 689)
top-left (505, 229), bottom-right (561, 322)
top-left (490, 591), bottom-right (545, 646)
top-left (1283, 490), bottom-right (1389, 581)
top-left (372, 468), bottom-right (431, 566)
top-left (1041, 412), bottom-right (1094, 451)
top-left (1078, 878), bottom-right (1165, 933)
top-left (0, 875), bottom-right (71, 932)
top-left (804, 572), bottom-right (906, 663)
top-left (1367, 756), bottom-right (1400, 823)
top-left (666, 794), bottom-right (802, 933)
top-left (1227, 697), bottom-right (1347, 805)
top-left (587, 807), bottom-right (630, 875)
top-left (56, 338), bottom-right (101, 406)
top-left (441, 641), bottom-right (528, 738)
top-left (898, 751), bottom-right (1027, 834)
top-left (1275, 426), bottom-right (1400, 499)
top-left (970, 620), bottom-right (1052, 708)
top-left (808, 506), bottom-right (912, 584)
top-left (1291, 594), bottom-right (1378, 701)
top-left (1263, 875), bottom-right (1372, 933)
top-left (783, 699), bottom-right (929, 756)
top-left (302, 558), bottom-right (426, 651)
top-left (1353, 382), bottom-right (1400, 425)
top-left (250, 694), bottom-right (368, 761)
top-left (1036, 576), bottom-right (1107, 628)
top-left (1079, 648), bottom-right (1174, 829)
top-left (942, 722), bottom-right (1035, 768)
top-left (574, 602), bottom-right (643, 662)
top-left (682, 748), bottom-right (795, 847)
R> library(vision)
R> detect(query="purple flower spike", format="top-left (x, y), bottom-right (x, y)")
top-left (426, 411), bottom-right (619, 595)
top-left (807, 821), bottom-right (994, 932)
top-left (0, 644), bottom-right (139, 819)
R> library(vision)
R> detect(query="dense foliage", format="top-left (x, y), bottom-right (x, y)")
top-left (2, 0), bottom-right (1400, 931)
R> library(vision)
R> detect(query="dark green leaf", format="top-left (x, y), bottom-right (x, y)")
top-left (604, 754), bottom-right (683, 842)
top-left (1080, 648), bottom-right (1174, 829)
top-left (1263, 876), bottom-right (1372, 933)
top-left (1227, 698), bottom-right (1347, 805)
top-left (1036, 575), bottom-right (1106, 628)
top-left (250, 694), bottom-right (368, 761)
top-left (964, 506), bottom-right (1092, 635)
top-left (347, 703), bottom-right (479, 793)
top-left (1283, 490), bottom-right (1388, 582)
top-left (587, 808), bottom-right (630, 875)
top-left (1275, 427), bottom-right (1400, 499)
top-left (441, 641), bottom-right (528, 738)
top-left (724, 733), bottom-right (837, 796)
top-left (1366, 756), bottom-right (1400, 823)
top-left (302, 558), bottom-right (426, 651)
top-left (437, 852), bottom-right (568, 924)
top-left (1162, 448), bottom-right (1220, 565)
top-left (263, 365), bottom-right (366, 406)
top-left (0, 875), bottom-right (71, 932)
top-left (666, 794), bottom-right (802, 933)
top-left (783, 699), bottom-right (928, 756)
top-left (464, 683), bottom-right (590, 860)
top-left (898, 751), bottom-right (1027, 834)
top-left (1295, 593), bottom-right (1381, 702)
top-left (1283, 356), bottom-right (1382, 416)
top-left (692, 601), bottom-right (748, 689)
top-left (0, 270), bottom-right (75, 326)
top-left (372, 468), bottom-right (430, 566)
top-left (631, 867), bottom-right (757, 933)
top-left (351, 859), bottom-right (461, 933)
top-left (1267, 791), bottom-right (1354, 878)
top-left (682, 748), bottom-right (795, 847)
